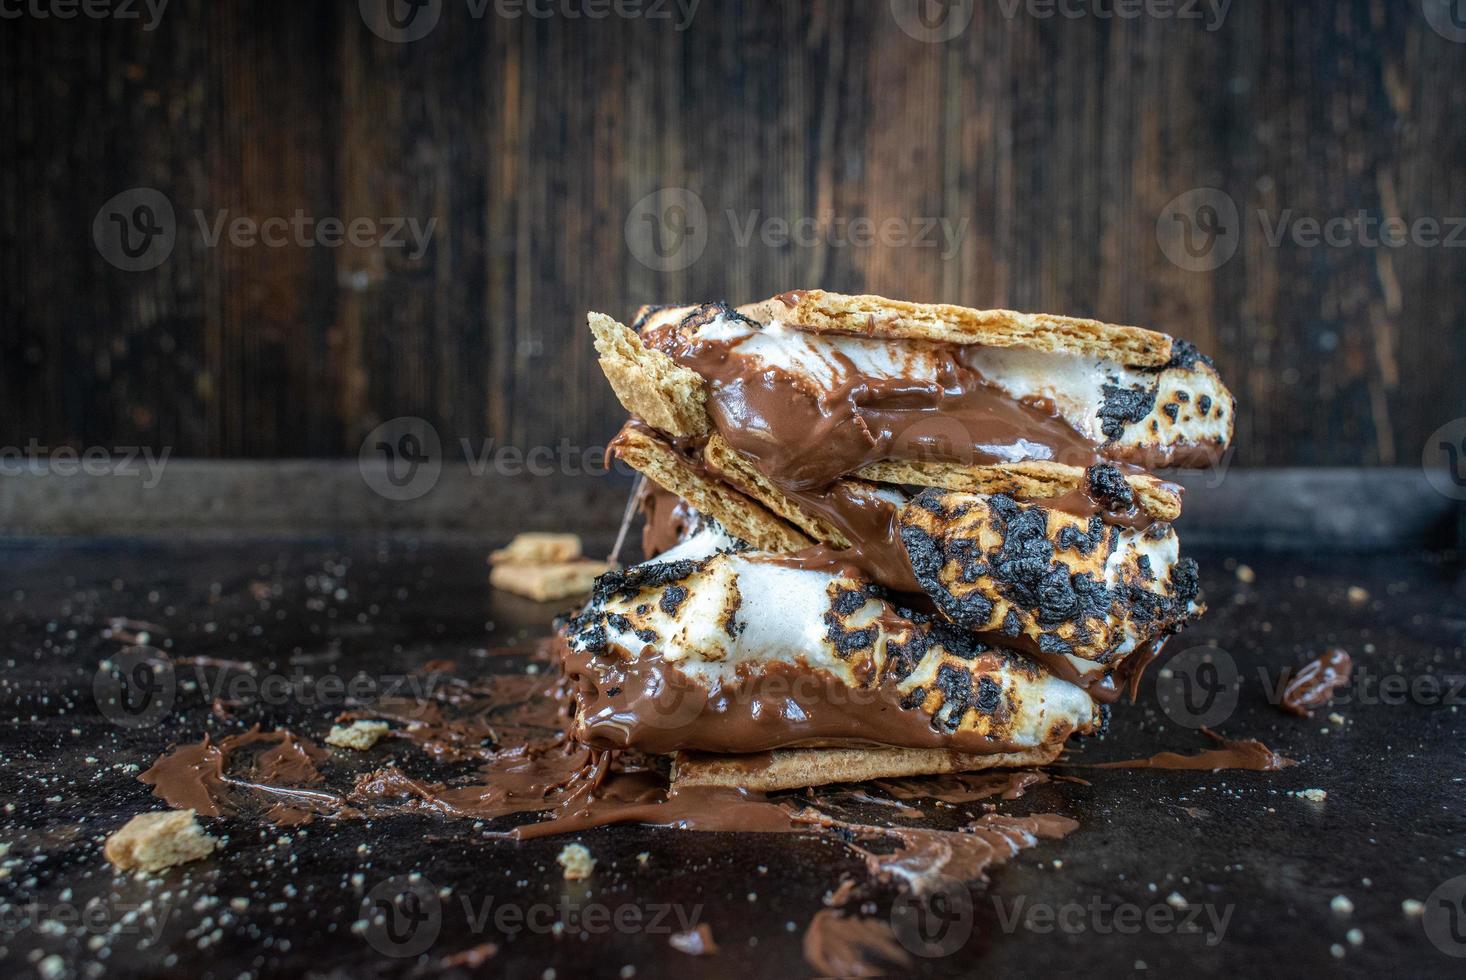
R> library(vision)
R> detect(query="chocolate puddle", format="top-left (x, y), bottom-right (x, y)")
top-left (1086, 727), bottom-right (1297, 771)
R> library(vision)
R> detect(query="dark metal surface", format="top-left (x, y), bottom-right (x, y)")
top-left (1, 530), bottom-right (1464, 978)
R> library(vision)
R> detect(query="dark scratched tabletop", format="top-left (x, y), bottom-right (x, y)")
top-left (1, 533), bottom-right (1464, 979)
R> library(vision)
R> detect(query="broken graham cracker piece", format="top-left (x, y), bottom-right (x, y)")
top-left (858, 459), bottom-right (1182, 522)
top-left (589, 312), bottom-right (709, 438)
top-left (490, 560), bottom-right (610, 602)
top-left (673, 744), bottom-right (1062, 792)
top-left (104, 810), bottom-right (218, 873)
top-left (611, 425), bottom-right (812, 554)
top-left (777, 289), bottom-right (1174, 367)
top-left (490, 532), bottom-right (583, 565)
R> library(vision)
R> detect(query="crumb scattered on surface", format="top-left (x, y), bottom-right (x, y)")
top-left (1346, 928), bottom-right (1364, 946)
top-left (1293, 788), bottom-right (1327, 802)
top-left (1235, 564), bottom-right (1255, 583)
top-left (1347, 586), bottom-right (1369, 604)
top-left (104, 810), bottom-right (218, 873)
top-left (668, 922), bottom-right (720, 956)
top-left (636, 851), bottom-right (650, 866)
top-left (1331, 895), bottom-right (1354, 916)
top-left (557, 843), bottom-right (596, 881)
top-left (326, 719), bottom-right (390, 750)
top-left (1402, 899), bottom-right (1424, 917)
top-left (1166, 892), bottom-right (1188, 909)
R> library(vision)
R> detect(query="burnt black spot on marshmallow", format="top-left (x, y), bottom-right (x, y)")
top-left (1165, 338), bottom-right (1213, 371)
top-left (833, 588), bottom-right (868, 616)
top-left (1098, 383), bottom-right (1157, 440)
top-left (1175, 390), bottom-right (1190, 402)
top-left (974, 676), bottom-right (1002, 714)
top-left (1162, 402), bottom-right (1180, 422)
top-left (824, 611), bottom-right (877, 660)
top-left (1058, 515), bottom-right (1107, 555)
top-left (679, 301), bottom-right (758, 334)
top-left (1085, 464), bottom-right (1134, 511)
top-left (1197, 394), bottom-right (1213, 415)
top-left (630, 304), bottom-right (676, 332)
top-left (934, 664), bottom-right (973, 731)
top-left (593, 559), bottom-right (702, 604)
top-left (658, 586), bottom-right (688, 616)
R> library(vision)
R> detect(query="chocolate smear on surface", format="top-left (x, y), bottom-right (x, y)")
top-left (1087, 727), bottom-right (1297, 771)
top-left (792, 808), bottom-right (1078, 893)
top-left (142, 727), bottom-right (351, 826)
top-left (1278, 647), bottom-right (1353, 717)
top-left (802, 910), bottom-right (913, 978)
top-left (873, 769), bottom-right (1050, 805)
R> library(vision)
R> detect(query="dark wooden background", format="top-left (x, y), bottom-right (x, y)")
top-left (3, 0), bottom-right (1464, 466)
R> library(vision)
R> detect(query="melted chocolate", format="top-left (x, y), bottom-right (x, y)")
top-left (1089, 727), bottom-right (1297, 771)
top-left (560, 640), bottom-right (1033, 757)
top-left (802, 910), bottom-right (913, 977)
top-left (647, 315), bottom-right (1109, 492)
top-left (1279, 647), bottom-right (1353, 717)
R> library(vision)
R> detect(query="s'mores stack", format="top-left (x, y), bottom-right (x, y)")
top-left (558, 291), bottom-right (1234, 790)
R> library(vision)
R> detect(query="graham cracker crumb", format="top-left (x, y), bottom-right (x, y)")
top-left (326, 720), bottom-right (390, 750)
top-left (557, 843), bottom-right (596, 881)
top-left (104, 810), bottom-right (218, 873)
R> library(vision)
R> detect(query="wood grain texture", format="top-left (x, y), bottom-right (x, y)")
top-left (2, 0), bottom-right (1463, 465)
